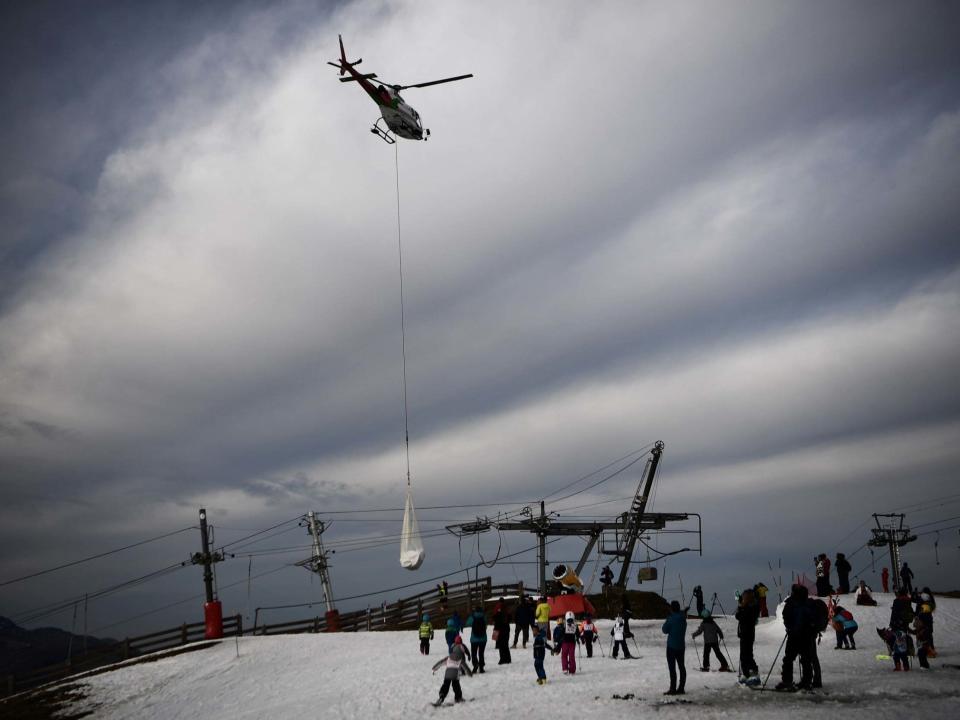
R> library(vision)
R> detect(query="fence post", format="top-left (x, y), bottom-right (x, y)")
top-left (417, 598), bottom-right (423, 622)
top-left (314, 616), bottom-right (320, 633)
top-left (122, 638), bottom-right (131, 660)
top-left (366, 607), bottom-right (372, 632)
top-left (396, 599), bottom-right (404, 627)
top-left (181, 623), bottom-right (188, 645)
top-left (236, 614), bottom-right (243, 636)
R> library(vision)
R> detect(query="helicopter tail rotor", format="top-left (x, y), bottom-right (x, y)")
top-left (328, 34), bottom-right (362, 75)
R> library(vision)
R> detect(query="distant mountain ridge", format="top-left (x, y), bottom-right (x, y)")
top-left (0, 615), bottom-right (117, 676)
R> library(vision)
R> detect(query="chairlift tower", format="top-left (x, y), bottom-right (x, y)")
top-left (867, 513), bottom-right (916, 592)
top-left (297, 512), bottom-right (336, 612)
top-left (447, 442), bottom-right (701, 596)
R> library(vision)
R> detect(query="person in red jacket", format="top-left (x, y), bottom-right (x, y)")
top-left (881, 567), bottom-right (890, 593)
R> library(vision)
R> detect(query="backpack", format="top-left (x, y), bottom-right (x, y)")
top-left (812, 599), bottom-right (829, 632)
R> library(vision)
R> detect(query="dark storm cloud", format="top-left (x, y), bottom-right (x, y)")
top-left (2, 0), bottom-right (960, 634)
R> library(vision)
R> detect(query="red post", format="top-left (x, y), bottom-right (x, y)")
top-left (204, 600), bottom-right (224, 639)
top-left (325, 609), bottom-right (341, 632)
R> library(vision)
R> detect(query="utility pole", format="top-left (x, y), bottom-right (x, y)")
top-left (867, 513), bottom-right (916, 592)
top-left (190, 508), bottom-right (226, 638)
top-left (296, 512), bottom-right (341, 630)
top-left (538, 501), bottom-right (547, 597)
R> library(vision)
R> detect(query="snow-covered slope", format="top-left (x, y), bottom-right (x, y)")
top-left (70, 593), bottom-right (960, 719)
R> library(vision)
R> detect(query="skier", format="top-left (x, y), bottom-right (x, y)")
top-left (560, 611), bottom-right (580, 675)
top-left (444, 617), bottom-right (459, 652)
top-left (835, 553), bottom-right (852, 594)
top-left (551, 620), bottom-right (564, 656)
top-left (610, 613), bottom-right (633, 658)
top-left (755, 582), bottom-right (770, 618)
top-left (900, 563), bottom-right (915, 595)
top-left (831, 605), bottom-right (858, 649)
top-left (419, 613), bottom-right (434, 655)
top-left (531, 623), bottom-right (554, 685)
top-left (466, 605), bottom-right (487, 673)
top-left (600, 565), bottom-right (614, 595)
top-left (776, 584), bottom-right (815, 691)
top-left (692, 585), bottom-right (705, 617)
top-left (493, 599), bottom-right (512, 665)
top-left (535, 596), bottom-right (552, 636)
top-left (881, 566), bottom-right (890, 593)
top-left (891, 628), bottom-right (911, 671)
top-left (431, 635), bottom-right (472, 705)
top-left (735, 587), bottom-right (760, 682)
top-left (692, 610), bottom-right (731, 672)
top-left (661, 600), bottom-right (687, 695)
top-left (580, 614), bottom-right (597, 658)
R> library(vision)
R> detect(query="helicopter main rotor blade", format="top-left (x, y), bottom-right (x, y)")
top-left (394, 74), bottom-right (473, 91)
top-left (339, 73), bottom-right (378, 82)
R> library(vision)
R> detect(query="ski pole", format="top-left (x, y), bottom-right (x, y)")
top-left (762, 632), bottom-right (788, 690)
top-left (630, 635), bottom-right (641, 657)
top-left (692, 633), bottom-right (701, 669)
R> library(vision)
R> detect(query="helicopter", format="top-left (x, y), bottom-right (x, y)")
top-left (328, 35), bottom-right (473, 144)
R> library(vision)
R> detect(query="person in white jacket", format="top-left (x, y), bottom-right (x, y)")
top-left (431, 636), bottom-right (472, 705)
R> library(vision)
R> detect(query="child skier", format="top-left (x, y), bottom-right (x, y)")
top-left (611, 613), bottom-right (633, 658)
top-left (692, 610), bottom-right (731, 672)
top-left (419, 613), bottom-right (434, 655)
top-left (532, 623), bottom-right (555, 685)
top-left (560, 611), bottom-right (580, 674)
top-left (580, 614), bottom-right (597, 658)
top-left (891, 628), bottom-right (910, 671)
top-left (431, 636), bottom-right (472, 705)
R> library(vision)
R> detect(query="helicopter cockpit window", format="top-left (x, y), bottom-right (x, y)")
top-left (413, 109), bottom-right (422, 128)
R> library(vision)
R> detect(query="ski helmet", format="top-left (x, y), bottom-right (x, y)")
top-left (454, 635), bottom-right (463, 645)
top-left (565, 611), bottom-right (575, 621)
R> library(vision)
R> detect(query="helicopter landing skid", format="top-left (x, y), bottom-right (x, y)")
top-left (370, 118), bottom-right (396, 144)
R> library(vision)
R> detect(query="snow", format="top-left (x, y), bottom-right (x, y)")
top-left (68, 593), bottom-right (960, 719)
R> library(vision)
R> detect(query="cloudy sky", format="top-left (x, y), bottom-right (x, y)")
top-left (2, 0), bottom-right (960, 637)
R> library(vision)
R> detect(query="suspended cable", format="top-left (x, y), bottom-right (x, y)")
top-left (541, 444), bottom-right (654, 502)
top-left (394, 142), bottom-right (412, 489)
top-left (0, 526), bottom-right (194, 587)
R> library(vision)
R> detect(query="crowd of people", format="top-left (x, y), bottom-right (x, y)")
top-left (424, 556), bottom-right (942, 704)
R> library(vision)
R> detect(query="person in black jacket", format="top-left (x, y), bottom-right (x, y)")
top-left (900, 563), bottom-right (915, 595)
top-left (693, 586), bottom-right (705, 617)
top-left (467, 606), bottom-right (488, 673)
top-left (512, 596), bottom-right (533, 648)
top-left (493, 599), bottom-right (512, 665)
top-left (835, 553), bottom-right (852, 594)
top-left (735, 588), bottom-right (760, 679)
top-left (776, 584), bottom-right (815, 691)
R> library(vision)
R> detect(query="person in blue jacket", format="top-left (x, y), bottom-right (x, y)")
top-left (445, 617), bottom-right (460, 652)
top-left (661, 600), bottom-right (687, 695)
top-left (531, 623), bottom-right (555, 685)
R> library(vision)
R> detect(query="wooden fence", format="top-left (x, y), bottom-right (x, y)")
top-left (4, 576), bottom-right (531, 697)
